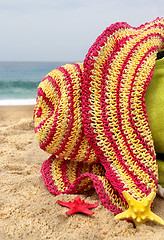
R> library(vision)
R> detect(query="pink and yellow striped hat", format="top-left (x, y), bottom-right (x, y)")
top-left (33, 17), bottom-right (164, 225)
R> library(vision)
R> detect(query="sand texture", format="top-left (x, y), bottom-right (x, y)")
top-left (1, 105), bottom-right (164, 240)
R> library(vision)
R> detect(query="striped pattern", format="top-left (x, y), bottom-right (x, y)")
top-left (41, 155), bottom-right (127, 214)
top-left (34, 63), bottom-right (98, 163)
top-left (34, 18), bottom-right (164, 216)
top-left (82, 18), bottom-right (164, 201)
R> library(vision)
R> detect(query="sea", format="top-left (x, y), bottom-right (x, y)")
top-left (0, 61), bottom-right (68, 105)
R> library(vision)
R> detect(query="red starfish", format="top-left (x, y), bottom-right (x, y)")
top-left (57, 195), bottom-right (99, 215)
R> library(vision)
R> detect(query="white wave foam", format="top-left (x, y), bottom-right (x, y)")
top-left (0, 99), bottom-right (36, 106)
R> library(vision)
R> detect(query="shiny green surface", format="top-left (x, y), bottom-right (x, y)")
top-left (145, 58), bottom-right (164, 153)
top-left (157, 160), bottom-right (164, 187)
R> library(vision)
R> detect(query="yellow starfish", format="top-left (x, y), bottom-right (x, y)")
top-left (115, 191), bottom-right (164, 226)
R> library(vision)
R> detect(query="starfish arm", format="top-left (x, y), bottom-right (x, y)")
top-left (146, 192), bottom-right (156, 203)
top-left (80, 208), bottom-right (95, 215)
top-left (115, 191), bottom-right (164, 226)
top-left (66, 206), bottom-right (95, 215)
top-left (57, 200), bottom-right (73, 208)
top-left (57, 196), bottom-right (99, 215)
top-left (85, 202), bottom-right (99, 209)
top-left (148, 212), bottom-right (164, 225)
top-left (122, 191), bottom-right (132, 204)
top-left (114, 210), bottom-right (131, 220)
top-left (66, 208), bottom-right (79, 215)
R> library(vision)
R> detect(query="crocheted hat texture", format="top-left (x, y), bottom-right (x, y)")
top-left (34, 63), bottom-right (98, 164)
top-left (33, 18), bottom-right (164, 216)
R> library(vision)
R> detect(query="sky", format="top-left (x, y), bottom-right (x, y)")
top-left (0, 0), bottom-right (164, 62)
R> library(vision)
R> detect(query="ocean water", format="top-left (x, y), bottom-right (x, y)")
top-left (0, 61), bottom-right (68, 105)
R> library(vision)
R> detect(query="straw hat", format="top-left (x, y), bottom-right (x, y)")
top-left (34, 17), bottom-right (164, 224)
top-left (34, 63), bottom-right (98, 164)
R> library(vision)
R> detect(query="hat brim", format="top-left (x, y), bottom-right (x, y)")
top-left (82, 18), bottom-right (164, 200)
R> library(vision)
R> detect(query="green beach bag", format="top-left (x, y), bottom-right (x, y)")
top-left (146, 55), bottom-right (164, 187)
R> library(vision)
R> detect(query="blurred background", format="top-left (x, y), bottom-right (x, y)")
top-left (0, 0), bottom-right (163, 104)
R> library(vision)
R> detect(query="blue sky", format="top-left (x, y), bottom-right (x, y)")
top-left (0, 0), bottom-right (163, 61)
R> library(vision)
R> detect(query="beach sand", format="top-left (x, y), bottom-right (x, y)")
top-left (1, 105), bottom-right (164, 240)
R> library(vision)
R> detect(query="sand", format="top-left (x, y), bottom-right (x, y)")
top-left (0, 105), bottom-right (164, 240)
